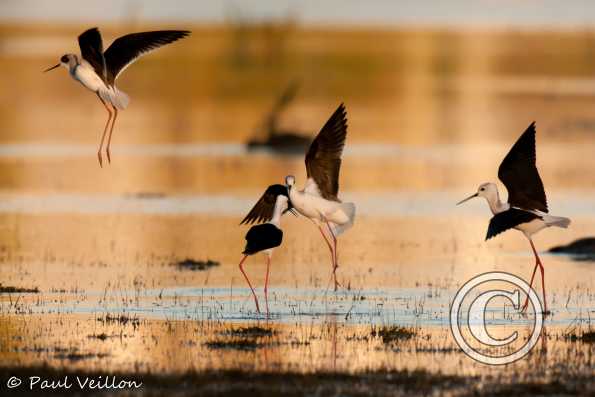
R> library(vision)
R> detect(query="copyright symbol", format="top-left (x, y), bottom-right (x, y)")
top-left (450, 271), bottom-right (543, 365)
top-left (7, 376), bottom-right (22, 388)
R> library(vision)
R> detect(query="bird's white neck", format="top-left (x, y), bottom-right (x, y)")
top-left (485, 188), bottom-right (509, 214)
top-left (269, 196), bottom-right (287, 227)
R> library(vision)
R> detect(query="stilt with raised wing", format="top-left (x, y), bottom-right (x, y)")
top-left (457, 122), bottom-right (570, 314)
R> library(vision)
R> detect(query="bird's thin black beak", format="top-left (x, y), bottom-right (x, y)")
top-left (457, 193), bottom-right (478, 205)
top-left (44, 64), bottom-right (60, 72)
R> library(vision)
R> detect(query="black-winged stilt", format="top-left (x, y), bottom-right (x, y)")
top-left (44, 27), bottom-right (190, 167)
top-left (239, 184), bottom-right (291, 315)
top-left (287, 104), bottom-right (355, 291)
top-left (457, 122), bottom-right (570, 314)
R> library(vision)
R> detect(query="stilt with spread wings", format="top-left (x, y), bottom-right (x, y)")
top-left (239, 184), bottom-right (292, 315)
top-left (457, 122), bottom-right (570, 314)
top-left (44, 27), bottom-right (190, 166)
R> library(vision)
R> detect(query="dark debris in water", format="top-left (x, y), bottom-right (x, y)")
top-left (204, 338), bottom-right (277, 351)
top-left (207, 326), bottom-right (278, 350)
top-left (372, 326), bottom-right (416, 344)
top-left (87, 333), bottom-right (116, 341)
top-left (0, 284), bottom-right (39, 293)
top-left (221, 326), bottom-right (276, 338)
top-left (174, 258), bottom-right (220, 271)
top-left (565, 330), bottom-right (595, 343)
top-left (54, 352), bottom-right (109, 362)
top-left (96, 314), bottom-right (140, 328)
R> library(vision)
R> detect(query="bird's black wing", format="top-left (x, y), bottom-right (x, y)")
top-left (486, 208), bottom-right (542, 240)
top-left (78, 28), bottom-right (106, 81)
top-left (240, 184), bottom-right (289, 225)
top-left (305, 103), bottom-right (348, 201)
top-left (104, 30), bottom-right (190, 85)
top-left (243, 224), bottom-right (283, 255)
top-left (498, 122), bottom-right (548, 213)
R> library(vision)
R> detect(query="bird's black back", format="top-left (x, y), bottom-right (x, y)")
top-left (243, 223), bottom-right (283, 255)
top-left (486, 208), bottom-right (542, 240)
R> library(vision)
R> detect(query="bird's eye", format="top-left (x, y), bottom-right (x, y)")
top-left (480, 188), bottom-right (485, 191)
top-left (60, 55), bottom-right (69, 63)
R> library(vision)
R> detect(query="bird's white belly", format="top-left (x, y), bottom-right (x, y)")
top-left (290, 191), bottom-right (343, 223)
top-left (515, 218), bottom-right (547, 237)
top-left (72, 64), bottom-right (107, 92)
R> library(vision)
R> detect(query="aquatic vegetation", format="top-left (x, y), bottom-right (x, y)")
top-left (0, 284), bottom-right (39, 293)
top-left (372, 326), bottom-right (416, 344)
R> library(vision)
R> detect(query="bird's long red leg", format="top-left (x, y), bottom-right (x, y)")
top-left (522, 262), bottom-right (539, 312)
top-left (318, 226), bottom-right (339, 290)
top-left (327, 222), bottom-right (340, 291)
top-left (106, 106), bottom-right (118, 164)
top-left (264, 254), bottom-right (271, 317)
top-left (96, 93), bottom-right (112, 167)
top-left (238, 255), bottom-right (260, 313)
top-left (528, 238), bottom-right (548, 314)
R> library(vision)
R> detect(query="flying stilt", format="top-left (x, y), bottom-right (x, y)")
top-left (239, 184), bottom-right (291, 315)
top-left (44, 27), bottom-right (190, 167)
top-left (457, 122), bottom-right (570, 314)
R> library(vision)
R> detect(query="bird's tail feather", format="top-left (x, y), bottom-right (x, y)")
top-left (331, 202), bottom-right (356, 236)
top-left (544, 215), bottom-right (571, 228)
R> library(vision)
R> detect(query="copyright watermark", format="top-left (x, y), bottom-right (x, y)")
top-left (450, 271), bottom-right (544, 365)
top-left (4, 375), bottom-right (142, 391)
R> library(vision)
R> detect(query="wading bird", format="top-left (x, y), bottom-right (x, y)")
top-left (457, 122), bottom-right (570, 314)
top-left (44, 27), bottom-right (190, 166)
top-left (239, 184), bottom-right (291, 315)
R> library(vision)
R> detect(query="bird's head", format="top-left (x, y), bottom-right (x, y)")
top-left (44, 54), bottom-right (76, 72)
top-left (285, 175), bottom-right (295, 188)
top-left (457, 182), bottom-right (498, 205)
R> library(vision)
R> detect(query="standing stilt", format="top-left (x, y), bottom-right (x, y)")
top-left (457, 122), bottom-right (570, 318)
top-left (239, 188), bottom-right (289, 314)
